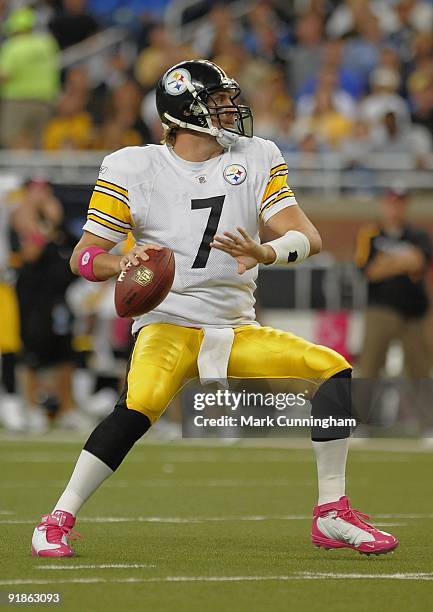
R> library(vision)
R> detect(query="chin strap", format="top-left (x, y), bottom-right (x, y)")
top-left (164, 114), bottom-right (241, 150)
top-left (213, 128), bottom-right (241, 150)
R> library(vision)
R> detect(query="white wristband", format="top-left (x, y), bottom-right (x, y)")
top-left (266, 230), bottom-right (310, 265)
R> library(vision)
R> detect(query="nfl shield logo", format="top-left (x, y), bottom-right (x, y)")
top-left (223, 164), bottom-right (247, 185)
top-left (134, 266), bottom-right (154, 286)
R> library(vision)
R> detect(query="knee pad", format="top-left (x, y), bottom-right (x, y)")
top-left (84, 402), bottom-right (151, 471)
top-left (311, 368), bottom-right (353, 441)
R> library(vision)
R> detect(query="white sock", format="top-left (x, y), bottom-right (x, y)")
top-left (312, 438), bottom-right (349, 505)
top-left (53, 450), bottom-right (113, 516)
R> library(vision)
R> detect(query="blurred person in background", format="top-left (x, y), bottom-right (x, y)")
top-left (389, 0), bottom-right (433, 64)
top-left (61, 64), bottom-right (105, 126)
top-left (66, 276), bottom-right (129, 421)
top-left (42, 89), bottom-right (95, 150)
top-left (0, 6), bottom-right (60, 149)
top-left (12, 179), bottom-right (87, 433)
top-left (243, 0), bottom-right (290, 69)
top-left (378, 46), bottom-right (402, 74)
top-left (297, 66), bottom-right (357, 120)
top-left (212, 40), bottom-right (253, 84)
top-left (245, 21), bottom-right (288, 70)
top-left (49, 0), bottom-right (99, 50)
top-left (250, 68), bottom-right (293, 139)
top-left (355, 197), bottom-right (433, 442)
top-left (286, 11), bottom-right (324, 97)
top-left (0, 176), bottom-right (25, 432)
top-left (371, 110), bottom-right (433, 169)
top-left (288, 127), bottom-right (329, 194)
top-left (63, 65), bottom-right (92, 99)
top-left (326, 0), bottom-right (396, 40)
top-left (134, 23), bottom-right (196, 91)
top-left (298, 39), bottom-right (365, 101)
top-left (340, 119), bottom-right (375, 197)
top-left (405, 31), bottom-right (433, 86)
top-left (96, 79), bottom-right (152, 149)
top-left (355, 187), bottom-right (432, 385)
top-left (409, 71), bottom-right (433, 140)
top-left (403, 30), bottom-right (433, 95)
top-left (293, 81), bottom-right (354, 149)
top-left (336, 10), bottom-right (383, 86)
top-left (192, 2), bottom-right (243, 58)
top-left (360, 66), bottom-right (410, 126)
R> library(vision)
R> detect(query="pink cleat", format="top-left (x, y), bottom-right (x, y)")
top-left (31, 510), bottom-right (79, 557)
top-left (312, 496), bottom-right (399, 555)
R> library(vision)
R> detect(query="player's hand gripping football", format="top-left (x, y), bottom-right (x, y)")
top-left (119, 244), bottom-right (163, 271)
top-left (211, 227), bottom-right (275, 274)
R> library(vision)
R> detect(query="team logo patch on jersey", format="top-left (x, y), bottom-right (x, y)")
top-left (164, 68), bottom-right (191, 96)
top-left (223, 164), bottom-right (247, 185)
top-left (134, 266), bottom-right (154, 286)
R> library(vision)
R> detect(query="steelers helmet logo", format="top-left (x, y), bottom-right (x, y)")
top-left (134, 266), bottom-right (154, 286)
top-left (164, 68), bottom-right (191, 96)
top-left (223, 164), bottom-right (247, 185)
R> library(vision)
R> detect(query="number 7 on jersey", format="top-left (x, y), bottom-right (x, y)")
top-left (191, 196), bottom-right (225, 269)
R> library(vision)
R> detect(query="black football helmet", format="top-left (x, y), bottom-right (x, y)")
top-left (155, 59), bottom-right (253, 139)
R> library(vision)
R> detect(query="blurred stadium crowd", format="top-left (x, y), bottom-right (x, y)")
top-left (0, 0), bottom-right (432, 161)
top-left (1, 0), bottom-right (433, 437)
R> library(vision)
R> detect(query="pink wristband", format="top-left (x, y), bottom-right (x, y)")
top-left (78, 246), bottom-right (106, 282)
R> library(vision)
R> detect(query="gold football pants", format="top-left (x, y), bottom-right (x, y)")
top-left (125, 323), bottom-right (351, 423)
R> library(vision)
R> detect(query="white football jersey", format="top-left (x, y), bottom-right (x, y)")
top-left (83, 137), bottom-right (298, 331)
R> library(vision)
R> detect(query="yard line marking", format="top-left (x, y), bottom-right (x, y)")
top-left (373, 522), bottom-right (407, 527)
top-left (0, 513), bottom-right (430, 526)
top-left (0, 434), bottom-right (431, 453)
top-left (37, 564), bottom-right (156, 570)
top-left (2, 573), bottom-right (433, 586)
top-left (296, 572), bottom-right (433, 581)
top-left (0, 482), bottom-right (66, 488)
top-left (0, 515), bottom-right (310, 525)
top-left (104, 479), bottom-right (314, 488)
top-left (0, 520), bottom-right (45, 525)
top-left (0, 446), bottom-right (426, 464)
top-left (375, 513), bottom-right (433, 519)
top-left (0, 510), bottom-right (13, 515)
top-left (0, 479), bottom-right (314, 489)
top-left (0, 453), bottom-right (77, 463)
top-left (0, 451), bottom-right (422, 466)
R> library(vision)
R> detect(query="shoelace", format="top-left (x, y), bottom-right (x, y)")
top-left (40, 519), bottom-right (81, 544)
top-left (338, 507), bottom-right (375, 531)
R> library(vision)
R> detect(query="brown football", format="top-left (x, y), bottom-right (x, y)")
top-left (114, 247), bottom-right (175, 318)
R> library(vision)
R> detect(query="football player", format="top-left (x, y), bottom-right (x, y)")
top-left (31, 60), bottom-right (398, 557)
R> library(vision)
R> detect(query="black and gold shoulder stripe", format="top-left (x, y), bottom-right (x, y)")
top-left (270, 163), bottom-right (287, 177)
top-left (94, 179), bottom-right (129, 206)
top-left (86, 214), bottom-right (129, 236)
top-left (96, 179), bottom-right (128, 197)
top-left (259, 163), bottom-right (295, 218)
top-left (87, 178), bottom-right (134, 236)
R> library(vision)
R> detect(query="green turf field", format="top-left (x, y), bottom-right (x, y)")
top-left (1, 437), bottom-right (432, 612)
